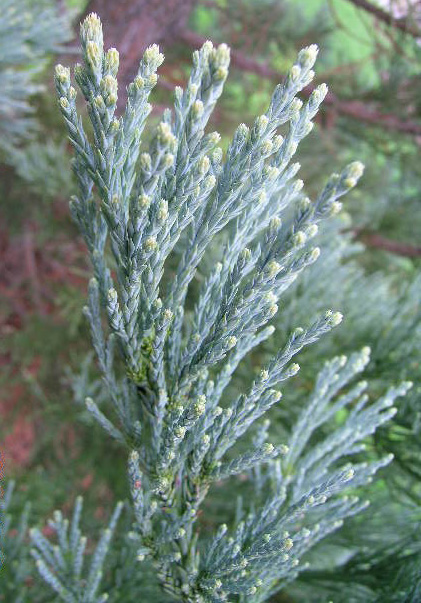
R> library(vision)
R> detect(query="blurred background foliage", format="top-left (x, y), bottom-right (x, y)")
top-left (0, 0), bottom-right (420, 601)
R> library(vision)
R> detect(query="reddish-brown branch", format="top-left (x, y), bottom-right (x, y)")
top-left (346, 0), bottom-right (421, 39)
top-left (355, 229), bottom-right (421, 258)
top-left (179, 29), bottom-right (421, 137)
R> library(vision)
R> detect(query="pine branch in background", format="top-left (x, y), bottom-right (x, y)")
top-left (13, 12), bottom-right (405, 602)
top-left (291, 500), bottom-right (421, 602)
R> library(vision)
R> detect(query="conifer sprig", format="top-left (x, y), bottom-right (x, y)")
top-left (35, 13), bottom-right (411, 601)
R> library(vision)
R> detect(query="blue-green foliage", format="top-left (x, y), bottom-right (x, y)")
top-left (31, 497), bottom-right (123, 603)
top-left (0, 481), bottom-right (31, 602)
top-left (0, 0), bottom-right (72, 153)
top-left (19, 12), bottom-right (410, 602)
top-left (271, 216), bottom-right (421, 496)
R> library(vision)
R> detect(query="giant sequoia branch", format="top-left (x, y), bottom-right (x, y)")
top-left (179, 29), bottom-right (421, 137)
top-left (47, 14), bottom-right (402, 599)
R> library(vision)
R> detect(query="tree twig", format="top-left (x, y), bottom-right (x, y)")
top-left (346, 0), bottom-right (421, 39)
top-left (354, 228), bottom-right (421, 258)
